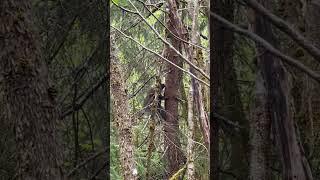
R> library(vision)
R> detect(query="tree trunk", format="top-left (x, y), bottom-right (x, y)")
top-left (110, 43), bottom-right (138, 180)
top-left (249, 70), bottom-right (271, 180)
top-left (305, 0), bottom-right (320, 161)
top-left (249, 2), bottom-right (273, 180)
top-left (0, 0), bottom-right (64, 179)
top-left (251, 0), bottom-right (313, 179)
top-left (163, 0), bottom-right (186, 177)
top-left (186, 77), bottom-right (196, 180)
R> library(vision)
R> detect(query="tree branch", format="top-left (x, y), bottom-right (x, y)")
top-left (67, 149), bottom-right (108, 177)
top-left (210, 11), bottom-right (320, 83)
top-left (128, 0), bottom-right (210, 80)
top-left (61, 74), bottom-right (108, 119)
top-left (136, 0), bottom-right (209, 52)
top-left (111, 26), bottom-right (210, 86)
top-left (244, 0), bottom-right (320, 63)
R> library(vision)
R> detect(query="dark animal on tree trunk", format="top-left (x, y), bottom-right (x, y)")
top-left (143, 84), bottom-right (166, 120)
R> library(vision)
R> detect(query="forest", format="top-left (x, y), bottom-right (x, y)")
top-left (1, 0), bottom-right (320, 180)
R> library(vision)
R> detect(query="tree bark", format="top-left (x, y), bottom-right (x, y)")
top-left (186, 77), bottom-right (195, 180)
top-left (0, 0), bottom-right (64, 179)
top-left (304, 0), bottom-right (320, 170)
top-left (110, 43), bottom-right (138, 180)
top-left (163, 0), bottom-right (186, 177)
top-left (251, 0), bottom-right (313, 179)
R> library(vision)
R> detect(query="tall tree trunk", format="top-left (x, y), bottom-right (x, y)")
top-left (110, 42), bottom-right (138, 180)
top-left (251, 0), bottom-right (313, 179)
top-left (249, 69), bottom-right (271, 180)
top-left (186, 0), bottom-right (209, 147)
top-left (185, 0), bottom-right (205, 179)
top-left (278, 0), bottom-right (315, 159)
top-left (163, 0), bottom-right (186, 177)
top-left (248, 2), bottom-right (273, 180)
top-left (0, 0), bottom-right (64, 179)
top-left (305, 0), bottom-right (320, 161)
top-left (186, 77), bottom-right (196, 180)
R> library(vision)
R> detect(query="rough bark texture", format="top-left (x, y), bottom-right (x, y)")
top-left (185, 0), bottom-right (198, 179)
top-left (163, 0), bottom-right (186, 177)
top-left (278, 0), bottom-right (315, 163)
top-left (250, 2), bottom-right (274, 179)
top-left (187, 0), bottom-right (210, 148)
top-left (251, 0), bottom-right (313, 179)
top-left (186, 79), bottom-right (195, 180)
top-left (249, 72), bottom-right (271, 180)
top-left (304, 0), bottom-right (320, 171)
top-left (110, 46), bottom-right (138, 180)
top-left (0, 0), bottom-right (65, 179)
top-left (305, 0), bottom-right (320, 137)
top-left (249, 7), bottom-right (272, 178)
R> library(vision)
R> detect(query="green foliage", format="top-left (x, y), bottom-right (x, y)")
top-left (110, 0), bottom-right (210, 178)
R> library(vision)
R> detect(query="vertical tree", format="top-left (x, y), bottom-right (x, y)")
top-left (305, 0), bottom-right (320, 160)
top-left (110, 43), bottom-right (138, 180)
top-left (248, 1), bottom-right (272, 179)
top-left (250, 0), bottom-right (313, 179)
top-left (0, 0), bottom-right (64, 179)
top-left (163, 0), bottom-right (186, 177)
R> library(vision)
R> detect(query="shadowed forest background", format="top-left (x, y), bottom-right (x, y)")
top-left (0, 0), bottom-right (109, 179)
top-left (1, 0), bottom-right (320, 180)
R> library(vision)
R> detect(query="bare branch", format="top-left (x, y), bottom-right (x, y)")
top-left (136, 0), bottom-right (209, 52)
top-left (61, 74), bottom-right (108, 119)
top-left (210, 11), bottom-right (320, 83)
top-left (111, 26), bottom-right (210, 86)
top-left (244, 0), bottom-right (320, 63)
top-left (128, 0), bottom-right (210, 80)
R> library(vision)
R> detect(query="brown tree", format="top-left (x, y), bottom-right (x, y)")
top-left (249, 3), bottom-right (272, 178)
top-left (250, 0), bottom-right (313, 179)
top-left (163, 0), bottom-right (186, 177)
top-left (304, 0), bottom-right (320, 160)
top-left (0, 0), bottom-right (64, 179)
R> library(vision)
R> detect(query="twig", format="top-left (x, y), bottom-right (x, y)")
top-left (48, 15), bottom-right (78, 65)
top-left (89, 163), bottom-right (108, 180)
top-left (61, 74), bottom-right (108, 118)
top-left (129, 74), bottom-right (156, 99)
top-left (67, 149), bottom-right (108, 177)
